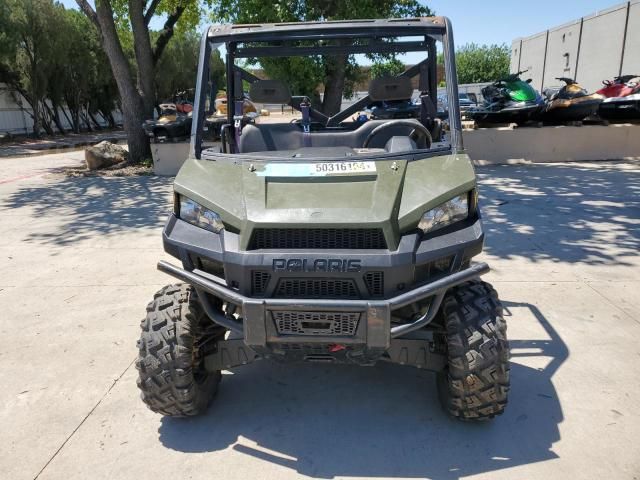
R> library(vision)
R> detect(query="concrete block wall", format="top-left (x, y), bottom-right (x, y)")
top-left (512, 0), bottom-right (640, 93)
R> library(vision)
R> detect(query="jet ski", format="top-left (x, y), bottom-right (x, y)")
top-left (597, 75), bottom-right (640, 121)
top-left (470, 70), bottom-right (544, 127)
top-left (537, 78), bottom-right (603, 122)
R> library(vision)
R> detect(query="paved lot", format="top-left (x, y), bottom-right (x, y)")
top-left (1, 151), bottom-right (639, 480)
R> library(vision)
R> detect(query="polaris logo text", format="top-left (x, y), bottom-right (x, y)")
top-left (272, 259), bottom-right (362, 273)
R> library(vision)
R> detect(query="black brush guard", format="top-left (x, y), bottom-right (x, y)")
top-left (158, 260), bottom-right (489, 370)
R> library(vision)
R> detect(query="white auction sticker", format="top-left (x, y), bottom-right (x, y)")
top-left (257, 161), bottom-right (376, 177)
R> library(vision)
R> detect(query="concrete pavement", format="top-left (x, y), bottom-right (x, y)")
top-left (0, 152), bottom-right (639, 479)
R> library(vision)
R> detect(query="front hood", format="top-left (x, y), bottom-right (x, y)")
top-left (174, 153), bottom-right (476, 250)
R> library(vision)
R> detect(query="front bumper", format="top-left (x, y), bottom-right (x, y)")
top-left (158, 259), bottom-right (489, 351)
top-left (160, 214), bottom-right (487, 363)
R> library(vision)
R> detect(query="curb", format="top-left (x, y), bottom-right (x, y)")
top-left (0, 136), bottom-right (126, 159)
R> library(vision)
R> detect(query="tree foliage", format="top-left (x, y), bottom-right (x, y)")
top-left (154, 29), bottom-right (200, 102)
top-left (0, 0), bottom-right (211, 141)
top-left (455, 43), bottom-right (510, 84)
top-left (75, 0), bottom-right (213, 162)
top-left (370, 59), bottom-right (406, 79)
top-left (0, 0), bottom-right (120, 135)
top-left (213, 0), bottom-right (432, 115)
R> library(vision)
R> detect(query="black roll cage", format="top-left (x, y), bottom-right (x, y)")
top-left (190, 17), bottom-right (463, 159)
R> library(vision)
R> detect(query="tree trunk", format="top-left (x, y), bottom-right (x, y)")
top-left (46, 101), bottom-right (67, 134)
top-left (322, 54), bottom-right (347, 116)
top-left (70, 107), bottom-right (80, 133)
top-left (104, 110), bottom-right (116, 129)
top-left (88, 110), bottom-right (103, 130)
top-left (81, 109), bottom-right (93, 132)
top-left (99, 109), bottom-right (115, 129)
top-left (128, 0), bottom-right (156, 118)
top-left (31, 95), bottom-right (41, 137)
top-left (79, 0), bottom-right (150, 163)
top-left (60, 106), bottom-right (74, 132)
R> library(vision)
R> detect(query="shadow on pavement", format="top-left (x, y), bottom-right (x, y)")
top-left (158, 299), bottom-right (568, 479)
top-left (2, 174), bottom-right (172, 246)
top-left (478, 161), bottom-right (640, 265)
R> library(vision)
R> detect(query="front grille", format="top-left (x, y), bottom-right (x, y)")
top-left (249, 228), bottom-right (387, 250)
top-left (274, 278), bottom-right (359, 299)
top-left (363, 271), bottom-right (384, 297)
top-left (252, 271), bottom-right (271, 295)
top-left (273, 311), bottom-right (360, 336)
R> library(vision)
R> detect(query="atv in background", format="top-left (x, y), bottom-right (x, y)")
top-left (470, 70), bottom-right (543, 127)
top-left (142, 103), bottom-right (192, 142)
top-left (136, 17), bottom-right (509, 422)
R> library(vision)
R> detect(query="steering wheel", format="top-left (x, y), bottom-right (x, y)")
top-left (362, 120), bottom-right (432, 149)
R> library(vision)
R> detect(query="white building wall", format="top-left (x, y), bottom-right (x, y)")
top-left (543, 21), bottom-right (582, 90)
top-left (0, 83), bottom-right (122, 134)
top-left (510, 40), bottom-right (522, 73)
top-left (511, 0), bottom-right (640, 93)
top-left (517, 32), bottom-right (548, 91)
top-left (0, 84), bottom-right (31, 134)
top-left (622, 1), bottom-right (640, 73)
top-left (576, 4), bottom-right (628, 91)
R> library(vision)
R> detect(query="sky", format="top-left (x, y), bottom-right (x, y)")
top-left (423, 0), bottom-right (625, 46)
top-left (60, 0), bottom-right (624, 46)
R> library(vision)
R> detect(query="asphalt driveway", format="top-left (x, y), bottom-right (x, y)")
top-left (1, 151), bottom-right (639, 479)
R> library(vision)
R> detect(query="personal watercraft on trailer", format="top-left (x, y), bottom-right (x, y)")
top-left (597, 75), bottom-right (640, 121)
top-left (470, 70), bottom-right (543, 127)
top-left (537, 78), bottom-right (603, 123)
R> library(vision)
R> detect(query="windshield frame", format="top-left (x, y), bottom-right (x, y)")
top-left (190, 18), bottom-right (463, 159)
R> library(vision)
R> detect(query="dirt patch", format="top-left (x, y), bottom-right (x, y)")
top-left (62, 163), bottom-right (153, 177)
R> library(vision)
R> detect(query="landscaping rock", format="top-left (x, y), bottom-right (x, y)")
top-left (85, 141), bottom-right (128, 170)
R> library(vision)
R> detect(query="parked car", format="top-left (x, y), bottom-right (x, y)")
top-left (458, 93), bottom-right (478, 119)
top-left (437, 93), bottom-right (478, 120)
top-left (369, 99), bottom-right (420, 119)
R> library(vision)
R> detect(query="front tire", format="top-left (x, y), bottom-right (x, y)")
top-left (136, 284), bottom-right (222, 416)
top-left (437, 280), bottom-right (510, 420)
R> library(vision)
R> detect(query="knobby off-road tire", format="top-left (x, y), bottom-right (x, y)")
top-left (136, 284), bottom-right (221, 416)
top-left (437, 280), bottom-right (510, 420)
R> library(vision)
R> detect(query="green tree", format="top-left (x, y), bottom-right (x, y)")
top-left (370, 58), bottom-right (406, 79)
top-left (0, 0), bottom-right (63, 136)
top-left (455, 43), bottom-right (510, 84)
top-left (75, 0), bottom-right (212, 163)
top-left (213, 0), bottom-right (432, 115)
top-left (1, 1), bottom-right (121, 135)
top-left (55, 8), bottom-right (119, 133)
top-left (154, 29), bottom-right (200, 102)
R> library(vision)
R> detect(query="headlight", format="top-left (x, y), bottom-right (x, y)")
top-left (179, 196), bottom-right (224, 233)
top-left (418, 193), bottom-right (469, 234)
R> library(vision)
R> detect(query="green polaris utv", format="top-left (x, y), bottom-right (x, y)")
top-left (136, 17), bottom-right (510, 420)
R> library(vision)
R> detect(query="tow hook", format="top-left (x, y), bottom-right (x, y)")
top-left (328, 344), bottom-right (346, 353)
